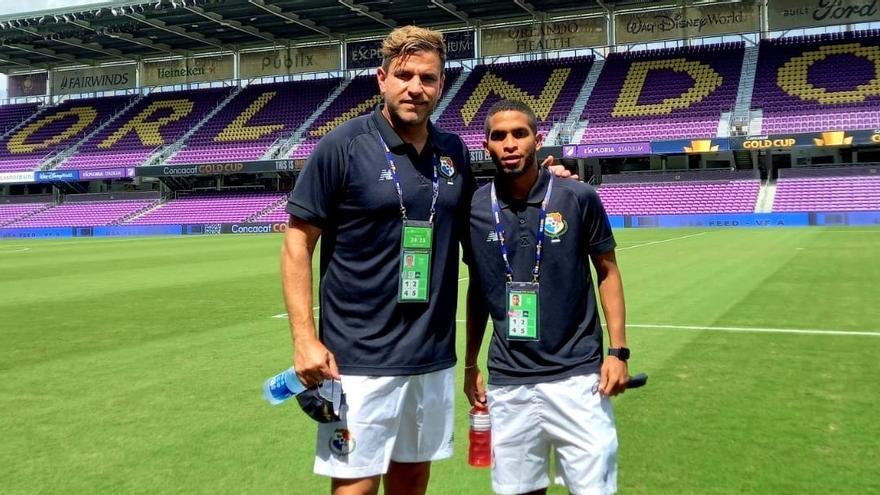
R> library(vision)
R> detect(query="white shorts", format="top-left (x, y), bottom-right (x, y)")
top-left (487, 373), bottom-right (618, 495)
top-left (313, 367), bottom-right (455, 479)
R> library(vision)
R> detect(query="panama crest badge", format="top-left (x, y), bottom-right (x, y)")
top-left (544, 212), bottom-right (568, 239)
top-left (439, 156), bottom-right (456, 179)
top-left (329, 428), bottom-right (356, 456)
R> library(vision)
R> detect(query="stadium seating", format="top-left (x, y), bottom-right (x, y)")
top-left (0, 95), bottom-right (134, 173)
top-left (57, 87), bottom-right (234, 170)
top-left (434, 60), bottom-right (588, 149)
top-left (597, 171), bottom-right (760, 215)
top-left (753, 31), bottom-right (880, 135)
top-left (170, 79), bottom-right (341, 164)
top-left (582, 43), bottom-right (744, 144)
top-left (5, 200), bottom-right (155, 227)
top-left (773, 167), bottom-right (880, 212)
top-left (0, 202), bottom-right (49, 226)
top-left (124, 192), bottom-right (285, 224)
top-left (292, 68), bottom-right (462, 158)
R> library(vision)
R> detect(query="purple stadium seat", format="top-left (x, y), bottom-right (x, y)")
top-left (5, 200), bottom-right (155, 227)
top-left (582, 43), bottom-right (744, 144)
top-left (170, 79), bottom-right (341, 164)
top-left (293, 68), bottom-right (463, 158)
top-left (124, 192), bottom-right (286, 225)
top-left (0, 96), bottom-right (133, 173)
top-left (753, 31), bottom-right (880, 135)
top-left (56, 87), bottom-right (234, 170)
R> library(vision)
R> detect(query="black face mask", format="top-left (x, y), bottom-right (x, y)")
top-left (296, 389), bottom-right (340, 423)
top-left (295, 381), bottom-right (344, 423)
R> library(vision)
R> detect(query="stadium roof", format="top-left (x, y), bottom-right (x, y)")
top-left (0, 0), bottom-right (655, 73)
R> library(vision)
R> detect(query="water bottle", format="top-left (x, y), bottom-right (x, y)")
top-left (263, 367), bottom-right (307, 405)
top-left (468, 405), bottom-right (492, 467)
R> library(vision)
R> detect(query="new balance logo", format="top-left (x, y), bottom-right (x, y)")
top-left (486, 231), bottom-right (499, 242)
top-left (378, 169), bottom-right (392, 181)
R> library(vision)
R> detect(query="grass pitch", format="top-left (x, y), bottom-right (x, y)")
top-left (1, 227), bottom-right (879, 494)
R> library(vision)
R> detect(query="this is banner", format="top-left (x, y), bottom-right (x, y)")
top-left (52, 65), bottom-right (136, 95)
top-left (142, 56), bottom-right (234, 87)
top-left (8, 73), bottom-right (47, 97)
top-left (481, 18), bottom-right (606, 56)
top-left (615, 2), bottom-right (759, 44)
top-left (136, 159), bottom-right (303, 177)
top-left (240, 45), bottom-right (341, 78)
top-left (768, 0), bottom-right (880, 30)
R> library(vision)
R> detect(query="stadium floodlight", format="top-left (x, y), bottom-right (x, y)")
top-left (111, 8), bottom-right (119, 16)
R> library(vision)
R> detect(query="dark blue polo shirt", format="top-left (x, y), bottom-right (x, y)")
top-left (467, 168), bottom-right (616, 385)
top-left (288, 106), bottom-right (473, 376)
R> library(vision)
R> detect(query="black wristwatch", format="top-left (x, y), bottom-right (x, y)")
top-left (608, 347), bottom-right (630, 361)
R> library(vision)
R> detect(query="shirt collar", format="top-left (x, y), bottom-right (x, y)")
top-left (496, 167), bottom-right (551, 209)
top-left (371, 105), bottom-right (439, 154)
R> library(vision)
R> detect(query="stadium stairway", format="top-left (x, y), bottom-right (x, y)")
top-left (754, 180), bottom-right (777, 213)
top-left (44, 93), bottom-right (146, 171)
top-left (273, 78), bottom-right (352, 159)
top-left (116, 198), bottom-right (166, 224)
top-left (431, 67), bottom-right (471, 124)
top-left (159, 85), bottom-right (244, 166)
top-left (565, 58), bottom-right (605, 127)
top-left (244, 194), bottom-right (287, 222)
top-left (732, 44), bottom-right (760, 133)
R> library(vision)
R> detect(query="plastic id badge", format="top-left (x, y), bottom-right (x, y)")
top-left (398, 220), bottom-right (433, 303)
top-left (506, 282), bottom-right (539, 340)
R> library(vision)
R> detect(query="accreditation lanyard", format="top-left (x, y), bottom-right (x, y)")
top-left (379, 136), bottom-right (440, 303)
top-left (380, 136), bottom-right (440, 224)
top-left (490, 174), bottom-right (553, 340)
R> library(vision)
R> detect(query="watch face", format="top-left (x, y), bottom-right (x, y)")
top-left (610, 348), bottom-right (630, 360)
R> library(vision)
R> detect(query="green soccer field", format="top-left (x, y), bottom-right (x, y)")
top-left (1, 228), bottom-right (879, 494)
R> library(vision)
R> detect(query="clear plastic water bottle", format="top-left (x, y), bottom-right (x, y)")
top-left (263, 367), bottom-right (307, 405)
top-left (468, 405), bottom-right (492, 467)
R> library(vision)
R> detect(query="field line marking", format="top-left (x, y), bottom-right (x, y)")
top-left (446, 319), bottom-right (878, 336)
top-left (0, 246), bottom-right (31, 253)
top-left (617, 232), bottom-right (707, 251)
top-left (624, 323), bottom-right (880, 337)
top-left (271, 312), bottom-right (879, 337)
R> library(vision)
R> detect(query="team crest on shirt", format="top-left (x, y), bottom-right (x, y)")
top-left (544, 212), bottom-right (568, 239)
top-left (329, 428), bottom-right (356, 456)
top-left (438, 156), bottom-right (456, 179)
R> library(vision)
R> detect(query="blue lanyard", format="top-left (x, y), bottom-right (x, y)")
top-left (379, 136), bottom-right (440, 224)
top-left (490, 174), bottom-right (553, 283)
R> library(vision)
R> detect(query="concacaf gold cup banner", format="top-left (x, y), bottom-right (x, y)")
top-left (52, 65), bottom-right (136, 95)
top-left (142, 56), bottom-right (234, 87)
top-left (615, 2), bottom-right (760, 44)
top-left (239, 45), bottom-right (341, 78)
top-left (768, 0), bottom-right (880, 30)
top-left (480, 18), bottom-right (606, 57)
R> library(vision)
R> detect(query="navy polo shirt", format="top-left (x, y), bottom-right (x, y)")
top-left (288, 106), bottom-right (473, 376)
top-left (467, 168), bottom-right (617, 385)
